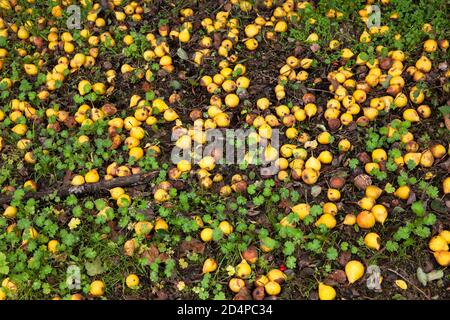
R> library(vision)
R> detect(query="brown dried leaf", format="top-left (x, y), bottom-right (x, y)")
top-left (142, 245), bottom-right (160, 264)
top-left (324, 269), bottom-right (347, 286)
top-left (310, 43), bottom-right (320, 52)
top-left (63, 170), bottom-right (73, 186)
top-left (338, 251), bottom-right (351, 267)
top-left (180, 239), bottom-right (205, 254)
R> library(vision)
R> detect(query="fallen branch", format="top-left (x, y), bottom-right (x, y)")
top-left (0, 171), bottom-right (159, 206)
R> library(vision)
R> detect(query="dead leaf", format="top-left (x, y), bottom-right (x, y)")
top-left (329, 78), bottom-right (340, 91)
top-left (311, 185), bottom-right (322, 197)
top-left (439, 158), bottom-right (450, 172)
top-left (427, 270), bottom-right (444, 282)
top-left (406, 191), bottom-right (416, 205)
top-left (325, 269), bottom-right (347, 286)
top-left (142, 245), bottom-right (160, 264)
top-left (338, 251), bottom-right (351, 267)
top-left (176, 47), bottom-right (188, 60)
top-left (180, 239), bottom-right (205, 254)
top-left (213, 33), bottom-right (222, 50)
top-left (85, 258), bottom-right (106, 276)
top-left (63, 170), bottom-right (73, 186)
top-left (155, 290), bottom-right (168, 300)
top-left (417, 267), bottom-right (428, 286)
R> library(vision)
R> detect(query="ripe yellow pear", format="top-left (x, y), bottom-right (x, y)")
top-left (264, 281), bottom-right (281, 296)
top-left (315, 214), bottom-right (336, 229)
top-left (47, 239), bottom-right (59, 254)
top-left (364, 232), bottom-right (381, 250)
top-left (3, 206), bottom-right (17, 219)
top-left (200, 228), bottom-right (213, 242)
top-left (345, 260), bottom-right (365, 284)
top-left (423, 39), bottom-right (437, 52)
top-left (71, 175), bottom-right (85, 186)
top-left (24, 63), bottom-right (38, 76)
top-left (371, 204), bottom-right (388, 224)
top-left (125, 274), bottom-right (140, 289)
top-left (202, 258), bottom-right (218, 274)
top-left (78, 80), bottom-right (91, 95)
top-left (229, 278), bottom-right (246, 293)
top-left (302, 168), bottom-right (319, 185)
top-left (318, 283), bottom-right (336, 300)
top-left (356, 210), bottom-right (375, 229)
top-left (219, 221), bottom-right (233, 235)
top-left (235, 260), bottom-right (252, 279)
top-left (443, 177), bottom-right (450, 194)
top-left (154, 188), bottom-right (170, 203)
top-left (433, 251), bottom-right (450, 267)
top-left (267, 269), bottom-right (286, 283)
top-left (403, 109), bottom-right (420, 122)
top-left (85, 169), bottom-right (100, 183)
top-left (439, 230), bottom-right (450, 243)
top-left (179, 28), bottom-right (191, 43)
top-left (110, 187), bottom-right (125, 200)
top-left (429, 235), bottom-right (449, 252)
top-left (89, 280), bottom-right (105, 297)
top-left (134, 221), bottom-right (153, 236)
top-left (154, 218), bottom-right (169, 232)
top-left (415, 55), bottom-right (432, 73)
top-left (292, 203), bottom-right (310, 220)
top-left (394, 185), bottom-right (410, 200)
top-left (343, 214), bottom-right (356, 225)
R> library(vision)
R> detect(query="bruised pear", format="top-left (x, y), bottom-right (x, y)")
top-left (123, 238), bottom-right (137, 256)
top-left (420, 150), bottom-right (434, 167)
top-left (267, 269), bottom-right (286, 283)
top-left (235, 260), bottom-right (252, 279)
top-left (252, 286), bottom-right (265, 300)
top-left (364, 232), bottom-right (381, 250)
top-left (229, 278), bottom-right (245, 293)
top-left (202, 258), bottom-right (218, 274)
top-left (302, 168), bottom-right (319, 185)
top-left (242, 246), bottom-right (258, 264)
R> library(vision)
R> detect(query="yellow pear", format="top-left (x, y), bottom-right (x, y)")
top-left (202, 258), bottom-right (218, 274)
top-left (345, 260), bottom-right (365, 284)
top-left (429, 235), bottom-right (449, 252)
top-left (318, 282), bottom-right (336, 300)
top-left (364, 232), bottom-right (381, 250)
top-left (433, 251), bottom-right (450, 267)
top-left (235, 260), bottom-right (252, 279)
